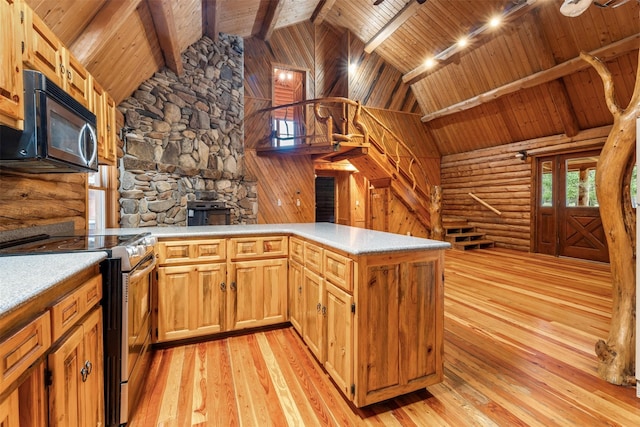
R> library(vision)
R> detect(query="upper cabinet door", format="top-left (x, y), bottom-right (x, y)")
top-left (0, 0), bottom-right (24, 129)
top-left (22, 4), bottom-right (63, 86)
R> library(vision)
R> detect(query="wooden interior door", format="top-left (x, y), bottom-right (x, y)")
top-left (535, 151), bottom-right (608, 262)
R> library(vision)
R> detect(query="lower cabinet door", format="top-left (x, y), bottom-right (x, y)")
top-left (324, 282), bottom-right (353, 397)
top-left (0, 388), bottom-right (19, 427)
top-left (157, 263), bottom-right (226, 341)
top-left (227, 258), bottom-right (287, 331)
top-left (48, 307), bottom-right (104, 427)
top-left (288, 260), bottom-right (304, 334)
top-left (302, 268), bottom-right (324, 363)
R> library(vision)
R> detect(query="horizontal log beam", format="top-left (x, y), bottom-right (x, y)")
top-left (421, 34), bottom-right (640, 123)
top-left (311, 0), bottom-right (336, 25)
top-left (147, 0), bottom-right (184, 76)
top-left (364, 0), bottom-right (424, 54)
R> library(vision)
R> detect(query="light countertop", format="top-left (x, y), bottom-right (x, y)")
top-left (101, 223), bottom-right (451, 255)
top-left (0, 252), bottom-right (107, 327)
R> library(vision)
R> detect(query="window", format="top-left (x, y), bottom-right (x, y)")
top-left (88, 165), bottom-right (112, 230)
top-left (272, 67), bottom-right (305, 147)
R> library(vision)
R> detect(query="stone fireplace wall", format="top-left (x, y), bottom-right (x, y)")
top-left (117, 34), bottom-right (256, 227)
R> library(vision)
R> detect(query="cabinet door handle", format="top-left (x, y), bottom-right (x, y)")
top-left (298, 286), bottom-right (302, 294)
top-left (67, 70), bottom-right (72, 81)
top-left (316, 302), bottom-right (321, 313)
top-left (230, 281), bottom-right (236, 291)
top-left (322, 306), bottom-right (327, 316)
top-left (60, 64), bottom-right (65, 75)
top-left (85, 360), bottom-right (93, 375)
top-left (220, 282), bottom-right (226, 291)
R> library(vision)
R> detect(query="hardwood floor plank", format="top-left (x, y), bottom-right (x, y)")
top-left (130, 248), bottom-right (640, 427)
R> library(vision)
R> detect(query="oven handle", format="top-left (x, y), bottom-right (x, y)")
top-left (129, 254), bottom-right (156, 281)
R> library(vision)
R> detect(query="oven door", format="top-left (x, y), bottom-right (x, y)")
top-left (121, 252), bottom-right (155, 423)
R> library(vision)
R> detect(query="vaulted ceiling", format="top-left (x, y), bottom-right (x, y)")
top-left (25, 0), bottom-right (640, 155)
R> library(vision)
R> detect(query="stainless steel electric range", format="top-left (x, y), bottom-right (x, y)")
top-left (0, 230), bottom-right (156, 426)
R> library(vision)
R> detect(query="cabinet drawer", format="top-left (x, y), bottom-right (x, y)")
top-left (229, 236), bottom-right (288, 260)
top-left (0, 312), bottom-right (51, 395)
top-left (50, 274), bottom-right (102, 342)
top-left (324, 251), bottom-right (353, 292)
top-left (157, 239), bottom-right (226, 264)
top-left (304, 242), bottom-right (323, 274)
top-left (289, 237), bottom-right (304, 264)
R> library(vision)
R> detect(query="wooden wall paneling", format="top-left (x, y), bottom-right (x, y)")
top-left (168, 0), bottom-right (202, 50)
top-left (244, 151), bottom-right (314, 224)
top-left (440, 128), bottom-right (609, 251)
top-left (0, 171), bottom-right (88, 232)
top-left (25, 0), bottom-right (107, 47)
top-left (335, 171), bottom-right (350, 225)
top-left (350, 172), bottom-right (366, 229)
top-left (348, 33), bottom-right (418, 113)
top-left (387, 192), bottom-right (429, 238)
top-left (79, 3), bottom-right (164, 104)
top-left (314, 24), bottom-right (348, 98)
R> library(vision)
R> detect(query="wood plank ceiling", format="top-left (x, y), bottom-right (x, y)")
top-left (25, 0), bottom-right (640, 156)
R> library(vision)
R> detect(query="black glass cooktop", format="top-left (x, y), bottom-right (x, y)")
top-left (0, 233), bottom-right (143, 254)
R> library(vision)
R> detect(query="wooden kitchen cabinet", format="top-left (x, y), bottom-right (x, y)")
top-left (0, 0), bottom-right (24, 129)
top-left (21, 2), bottom-right (90, 108)
top-left (0, 388), bottom-right (19, 426)
top-left (353, 251), bottom-right (443, 407)
top-left (301, 255), bottom-right (353, 397)
top-left (288, 258), bottom-right (304, 334)
top-left (156, 263), bottom-right (226, 342)
top-left (227, 258), bottom-right (287, 331)
top-left (156, 238), bottom-right (227, 342)
top-left (90, 79), bottom-right (116, 166)
top-left (48, 307), bottom-right (104, 427)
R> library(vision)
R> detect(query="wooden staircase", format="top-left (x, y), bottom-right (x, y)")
top-left (443, 219), bottom-right (495, 250)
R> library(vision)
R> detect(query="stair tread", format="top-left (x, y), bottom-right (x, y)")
top-left (451, 239), bottom-right (495, 250)
top-left (446, 232), bottom-right (485, 238)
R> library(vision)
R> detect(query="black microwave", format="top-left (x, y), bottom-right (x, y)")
top-left (0, 70), bottom-right (98, 173)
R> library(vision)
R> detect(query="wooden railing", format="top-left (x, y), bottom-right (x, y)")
top-left (469, 192), bottom-right (502, 215)
top-left (256, 97), bottom-right (431, 198)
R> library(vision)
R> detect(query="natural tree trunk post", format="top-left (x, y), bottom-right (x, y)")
top-left (429, 184), bottom-right (444, 240)
top-left (581, 50), bottom-right (638, 386)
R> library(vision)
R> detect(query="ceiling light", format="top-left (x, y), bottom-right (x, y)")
top-left (458, 37), bottom-right (469, 48)
top-left (279, 72), bottom-right (286, 80)
top-left (348, 63), bottom-right (357, 74)
top-left (489, 16), bottom-right (501, 28)
top-left (425, 58), bottom-right (436, 68)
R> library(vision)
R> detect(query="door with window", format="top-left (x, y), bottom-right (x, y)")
top-left (535, 151), bottom-right (608, 262)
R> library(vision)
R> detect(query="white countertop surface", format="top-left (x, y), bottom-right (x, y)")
top-left (102, 223), bottom-right (451, 255)
top-left (0, 223), bottom-right (448, 327)
top-left (0, 252), bottom-right (107, 325)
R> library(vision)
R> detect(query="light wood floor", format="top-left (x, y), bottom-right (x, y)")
top-left (131, 248), bottom-right (640, 426)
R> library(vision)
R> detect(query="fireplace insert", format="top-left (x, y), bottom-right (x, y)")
top-left (187, 200), bottom-right (231, 226)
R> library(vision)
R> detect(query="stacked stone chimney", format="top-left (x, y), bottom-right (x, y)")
top-left (117, 34), bottom-right (256, 227)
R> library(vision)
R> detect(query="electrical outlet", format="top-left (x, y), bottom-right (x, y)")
top-left (296, 198), bottom-right (300, 206)
top-left (277, 198), bottom-right (282, 206)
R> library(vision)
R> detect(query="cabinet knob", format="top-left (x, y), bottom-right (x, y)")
top-left (220, 282), bottom-right (226, 291)
top-left (230, 281), bottom-right (236, 291)
top-left (316, 302), bottom-right (321, 312)
top-left (322, 306), bottom-right (327, 316)
top-left (60, 64), bottom-right (65, 74)
top-left (298, 286), bottom-right (302, 294)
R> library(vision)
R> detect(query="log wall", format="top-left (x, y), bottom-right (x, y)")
top-left (0, 170), bottom-right (87, 232)
top-left (440, 126), bottom-right (610, 251)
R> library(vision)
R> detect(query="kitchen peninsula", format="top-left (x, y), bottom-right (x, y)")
top-left (0, 223), bottom-right (448, 416)
top-left (108, 223), bottom-right (449, 407)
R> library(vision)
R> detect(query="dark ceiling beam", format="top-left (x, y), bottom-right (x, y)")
top-left (147, 0), bottom-right (184, 76)
top-left (70, 0), bottom-right (143, 65)
top-left (202, 0), bottom-right (219, 42)
top-left (311, 0), bottom-right (337, 25)
top-left (258, 0), bottom-right (284, 41)
top-left (364, 0), bottom-right (424, 54)
top-left (421, 33), bottom-right (640, 123)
